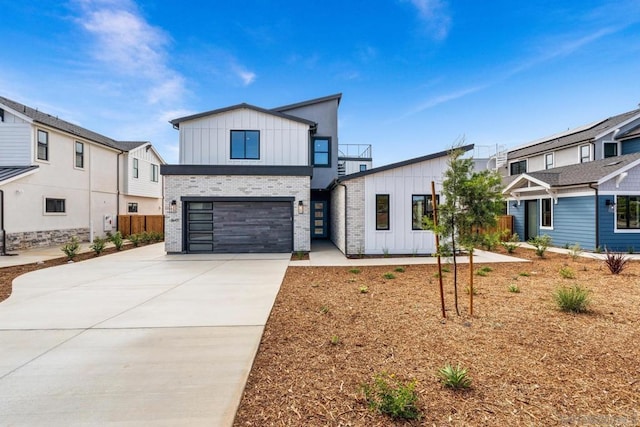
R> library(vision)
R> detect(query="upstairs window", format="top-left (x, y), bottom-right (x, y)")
top-left (509, 160), bottom-right (526, 175)
top-left (359, 164), bottom-right (367, 172)
top-left (37, 130), bottom-right (49, 161)
top-left (312, 137), bottom-right (331, 167)
top-left (231, 130), bottom-right (260, 159)
top-left (133, 158), bottom-right (139, 178)
top-left (544, 153), bottom-right (554, 170)
top-left (412, 195), bottom-right (439, 230)
top-left (604, 142), bottom-right (618, 158)
top-left (151, 164), bottom-right (159, 182)
top-left (580, 145), bottom-right (590, 163)
top-left (75, 142), bottom-right (84, 168)
top-left (616, 196), bottom-right (640, 230)
top-left (376, 194), bottom-right (390, 230)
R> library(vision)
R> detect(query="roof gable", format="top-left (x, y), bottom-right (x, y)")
top-left (273, 93), bottom-right (342, 112)
top-left (169, 103), bottom-right (317, 128)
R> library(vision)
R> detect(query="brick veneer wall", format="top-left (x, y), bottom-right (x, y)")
top-left (344, 177), bottom-right (365, 256)
top-left (164, 174), bottom-right (311, 253)
top-left (330, 184), bottom-right (346, 253)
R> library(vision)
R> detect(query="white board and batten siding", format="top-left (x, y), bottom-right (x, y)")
top-left (124, 145), bottom-right (163, 198)
top-left (179, 108), bottom-right (310, 166)
top-left (364, 156), bottom-right (449, 255)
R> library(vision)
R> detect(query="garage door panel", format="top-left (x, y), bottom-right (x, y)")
top-left (185, 200), bottom-right (292, 253)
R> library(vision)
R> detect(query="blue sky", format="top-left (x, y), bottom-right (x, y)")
top-left (2, 0), bottom-right (639, 165)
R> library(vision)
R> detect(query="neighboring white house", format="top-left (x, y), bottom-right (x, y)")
top-left (116, 141), bottom-right (165, 215)
top-left (162, 93), bottom-right (468, 256)
top-left (0, 96), bottom-right (164, 252)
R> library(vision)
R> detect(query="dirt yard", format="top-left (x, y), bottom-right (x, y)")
top-left (234, 248), bottom-right (640, 426)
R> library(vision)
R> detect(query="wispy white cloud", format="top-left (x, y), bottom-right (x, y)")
top-left (233, 66), bottom-right (257, 86)
top-left (72, 0), bottom-right (185, 105)
top-left (404, 0), bottom-right (451, 40)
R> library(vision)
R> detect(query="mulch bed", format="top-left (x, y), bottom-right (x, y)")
top-left (234, 248), bottom-right (640, 426)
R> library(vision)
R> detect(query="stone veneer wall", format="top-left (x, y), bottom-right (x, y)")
top-left (344, 177), bottom-right (365, 256)
top-left (164, 174), bottom-right (311, 253)
top-left (4, 228), bottom-right (90, 251)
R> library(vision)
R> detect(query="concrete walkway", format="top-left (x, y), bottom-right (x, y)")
top-left (0, 243), bottom-right (290, 426)
top-left (290, 240), bottom-right (529, 266)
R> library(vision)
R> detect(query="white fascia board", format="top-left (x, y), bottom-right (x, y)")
top-left (597, 158), bottom-right (640, 185)
top-left (503, 173), bottom-right (551, 194)
top-left (0, 103), bottom-right (34, 124)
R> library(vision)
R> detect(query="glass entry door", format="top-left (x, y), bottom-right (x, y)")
top-left (311, 201), bottom-right (328, 239)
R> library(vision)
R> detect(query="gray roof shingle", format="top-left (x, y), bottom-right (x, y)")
top-left (0, 166), bottom-right (39, 183)
top-left (509, 109), bottom-right (640, 159)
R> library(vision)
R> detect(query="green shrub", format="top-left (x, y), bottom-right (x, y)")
top-left (319, 305), bottom-right (329, 314)
top-left (518, 271), bottom-right (530, 277)
top-left (508, 284), bottom-right (520, 293)
top-left (441, 266), bottom-right (451, 273)
top-left (438, 363), bottom-right (472, 389)
top-left (568, 243), bottom-right (582, 260)
top-left (61, 236), bottom-right (81, 260)
top-left (529, 234), bottom-right (552, 257)
top-left (129, 234), bottom-right (141, 247)
top-left (359, 286), bottom-right (369, 294)
top-left (559, 266), bottom-right (575, 279)
top-left (110, 231), bottom-right (124, 251)
top-left (90, 236), bottom-right (108, 256)
top-left (362, 373), bottom-right (421, 420)
top-left (465, 285), bottom-right (478, 295)
top-left (604, 250), bottom-right (629, 275)
top-left (140, 232), bottom-right (153, 244)
top-left (553, 285), bottom-right (591, 313)
top-left (330, 335), bottom-right (340, 345)
top-left (383, 272), bottom-right (396, 280)
top-left (349, 268), bottom-right (361, 274)
top-left (480, 231), bottom-right (501, 251)
top-left (394, 266), bottom-right (406, 273)
top-left (382, 248), bottom-right (390, 258)
top-left (500, 233), bottom-right (520, 254)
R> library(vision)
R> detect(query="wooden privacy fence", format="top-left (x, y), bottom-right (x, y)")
top-left (118, 215), bottom-right (164, 237)
top-left (472, 215), bottom-right (514, 239)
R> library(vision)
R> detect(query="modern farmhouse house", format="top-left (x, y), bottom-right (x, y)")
top-left (162, 94), bottom-right (464, 256)
top-left (0, 96), bottom-right (165, 252)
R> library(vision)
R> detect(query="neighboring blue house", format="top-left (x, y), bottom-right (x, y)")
top-left (503, 107), bottom-right (640, 251)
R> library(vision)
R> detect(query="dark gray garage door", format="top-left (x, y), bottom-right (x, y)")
top-left (185, 200), bottom-right (293, 253)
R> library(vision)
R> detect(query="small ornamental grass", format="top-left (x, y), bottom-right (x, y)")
top-left (604, 250), bottom-right (630, 275)
top-left (553, 284), bottom-right (591, 313)
top-left (529, 234), bottom-right (552, 257)
top-left (508, 284), bottom-right (520, 293)
top-left (383, 272), bottom-right (396, 280)
top-left (110, 231), bottom-right (124, 251)
top-left (559, 266), bottom-right (575, 279)
top-left (362, 373), bottom-right (421, 420)
top-left (90, 236), bottom-right (108, 256)
top-left (438, 363), bottom-right (472, 389)
top-left (394, 266), bottom-right (406, 273)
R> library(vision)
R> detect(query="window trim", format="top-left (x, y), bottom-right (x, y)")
top-left (37, 129), bottom-right (49, 161)
top-left (230, 130), bottom-right (261, 160)
top-left (603, 142), bottom-right (619, 158)
top-left (151, 164), bottom-right (159, 182)
top-left (579, 144), bottom-right (591, 163)
top-left (128, 202), bottom-right (139, 213)
top-left (133, 158), bottom-right (139, 179)
top-left (74, 141), bottom-right (84, 169)
top-left (312, 136), bottom-right (331, 167)
top-left (540, 198), bottom-right (553, 229)
top-left (615, 195), bottom-right (640, 232)
top-left (544, 153), bottom-right (554, 170)
top-left (509, 159), bottom-right (527, 175)
top-left (375, 194), bottom-right (390, 231)
top-left (411, 194), bottom-right (439, 230)
top-left (44, 197), bottom-right (66, 215)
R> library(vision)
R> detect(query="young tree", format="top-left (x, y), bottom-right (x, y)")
top-left (426, 147), bottom-right (504, 315)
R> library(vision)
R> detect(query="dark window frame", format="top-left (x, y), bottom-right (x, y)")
top-left (230, 130), bottom-right (260, 160)
top-left (37, 129), bottom-right (49, 161)
top-left (128, 202), bottom-right (138, 213)
top-left (412, 194), bottom-right (439, 230)
top-left (604, 142), bottom-right (618, 158)
top-left (580, 144), bottom-right (590, 163)
top-left (616, 196), bottom-right (640, 230)
top-left (312, 136), bottom-right (331, 167)
top-left (75, 141), bottom-right (84, 168)
top-left (540, 198), bottom-right (552, 228)
top-left (359, 164), bottom-right (367, 172)
top-left (376, 194), bottom-right (390, 231)
top-left (544, 153), bottom-right (553, 170)
top-left (151, 164), bottom-right (159, 182)
top-left (45, 197), bottom-right (65, 214)
top-left (509, 159), bottom-right (526, 175)
top-left (133, 158), bottom-right (139, 178)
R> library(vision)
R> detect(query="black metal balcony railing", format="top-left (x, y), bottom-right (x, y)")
top-left (338, 144), bottom-right (372, 159)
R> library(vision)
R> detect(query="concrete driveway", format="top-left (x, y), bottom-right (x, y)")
top-left (0, 243), bottom-right (290, 426)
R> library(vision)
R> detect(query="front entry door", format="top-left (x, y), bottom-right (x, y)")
top-left (525, 200), bottom-right (538, 240)
top-left (311, 201), bottom-right (328, 239)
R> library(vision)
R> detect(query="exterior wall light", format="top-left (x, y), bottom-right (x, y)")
top-left (170, 200), bottom-right (177, 213)
top-left (298, 200), bottom-right (304, 214)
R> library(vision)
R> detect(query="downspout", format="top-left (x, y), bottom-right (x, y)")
top-left (589, 183), bottom-right (599, 250)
